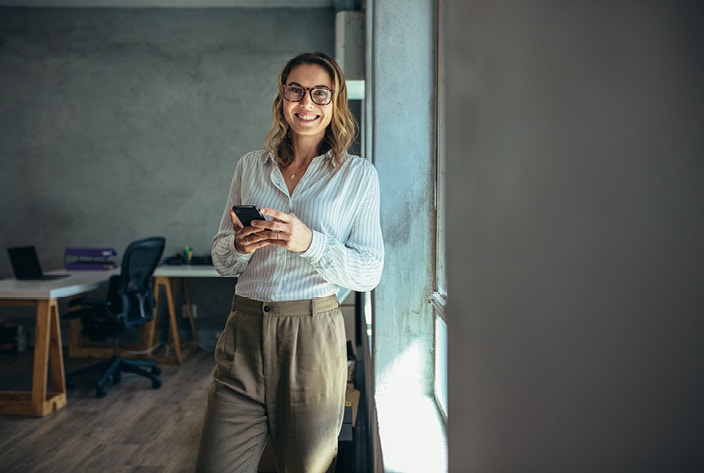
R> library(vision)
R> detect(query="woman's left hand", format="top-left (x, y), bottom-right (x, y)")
top-left (252, 208), bottom-right (313, 253)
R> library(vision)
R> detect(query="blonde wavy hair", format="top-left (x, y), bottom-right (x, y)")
top-left (263, 51), bottom-right (358, 167)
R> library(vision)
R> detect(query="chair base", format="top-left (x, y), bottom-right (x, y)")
top-left (67, 354), bottom-right (162, 397)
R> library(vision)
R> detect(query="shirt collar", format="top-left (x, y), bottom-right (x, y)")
top-left (264, 149), bottom-right (337, 168)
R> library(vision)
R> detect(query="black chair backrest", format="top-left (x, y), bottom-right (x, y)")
top-left (116, 236), bottom-right (165, 327)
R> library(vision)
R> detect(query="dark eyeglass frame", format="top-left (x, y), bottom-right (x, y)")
top-left (282, 84), bottom-right (335, 106)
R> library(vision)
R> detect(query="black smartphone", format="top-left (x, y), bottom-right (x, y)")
top-left (232, 205), bottom-right (264, 227)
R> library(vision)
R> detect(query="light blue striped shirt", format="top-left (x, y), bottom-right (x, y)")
top-left (212, 149), bottom-right (384, 301)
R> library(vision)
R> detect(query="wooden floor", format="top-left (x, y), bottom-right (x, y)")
top-left (0, 346), bottom-right (367, 473)
top-left (0, 348), bottom-right (215, 473)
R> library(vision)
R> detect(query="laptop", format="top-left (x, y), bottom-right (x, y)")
top-left (7, 246), bottom-right (70, 280)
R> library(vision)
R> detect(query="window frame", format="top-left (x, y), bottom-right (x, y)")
top-left (432, 0), bottom-right (448, 422)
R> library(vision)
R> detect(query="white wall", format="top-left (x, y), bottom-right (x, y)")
top-left (446, 1), bottom-right (704, 471)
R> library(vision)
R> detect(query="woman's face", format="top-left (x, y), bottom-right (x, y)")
top-left (282, 64), bottom-right (334, 141)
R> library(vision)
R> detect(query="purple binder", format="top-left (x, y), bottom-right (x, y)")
top-left (64, 247), bottom-right (117, 270)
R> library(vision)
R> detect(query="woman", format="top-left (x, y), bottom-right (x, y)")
top-left (195, 52), bottom-right (384, 473)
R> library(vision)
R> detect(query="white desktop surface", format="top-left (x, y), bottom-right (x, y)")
top-left (0, 269), bottom-right (118, 300)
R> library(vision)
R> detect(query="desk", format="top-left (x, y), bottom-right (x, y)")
top-left (66, 265), bottom-right (229, 365)
top-left (0, 270), bottom-right (115, 416)
top-left (150, 265), bottom-right (229, 364)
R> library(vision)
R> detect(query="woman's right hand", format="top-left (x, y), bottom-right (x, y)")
top-left (231, 208), bottom-right (267, 254)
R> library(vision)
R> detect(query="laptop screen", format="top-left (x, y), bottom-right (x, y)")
top-left (7, 246), bottom-right (45, 279)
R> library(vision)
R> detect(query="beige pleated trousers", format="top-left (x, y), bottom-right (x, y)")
top-left (195, 295), bottom-right (347, 473)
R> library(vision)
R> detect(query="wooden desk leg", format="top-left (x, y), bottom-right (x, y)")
top-left (69, 318), bottom-right (82, 358)
top-left (147, 277), bottom-right (168, 350)
top-left (153, 276), bottom-right (182, 363)
top-left (144, 293), bottom-right (158, 351)
top-left (31, 299), bottom-right (66, 416)
top-left (48, 300), bottom-right (66, 395)
top-left (182, 279), bottom-right (199, 349)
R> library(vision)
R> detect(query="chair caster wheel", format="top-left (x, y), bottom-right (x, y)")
top-left (152, 379), bottom-right (162, 390)
top-left (95, 386), bottom-right (108, 397)
top-left (151, 367), bottom-right (161, 376)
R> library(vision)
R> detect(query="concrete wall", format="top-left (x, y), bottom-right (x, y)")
top-left (0, 7), bottom-right (334, 335)
top-left (446, 1), bottom-right (704, 471)
top-left (370, 0), bottom-right (436, 397)
top-left (367, 1), bottom-right (441, 470)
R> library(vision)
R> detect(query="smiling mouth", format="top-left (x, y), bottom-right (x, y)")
top-left (296, 113), bottom-right (319, 121)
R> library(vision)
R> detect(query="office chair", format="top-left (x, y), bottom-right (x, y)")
top-left (64, 236), bottom-right (166, 397)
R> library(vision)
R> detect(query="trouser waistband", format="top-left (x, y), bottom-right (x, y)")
top-left (233, 294), bottom-right (339, 316)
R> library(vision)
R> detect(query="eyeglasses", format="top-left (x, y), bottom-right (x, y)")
top-left (282, 84), bottom-right (334, 106)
